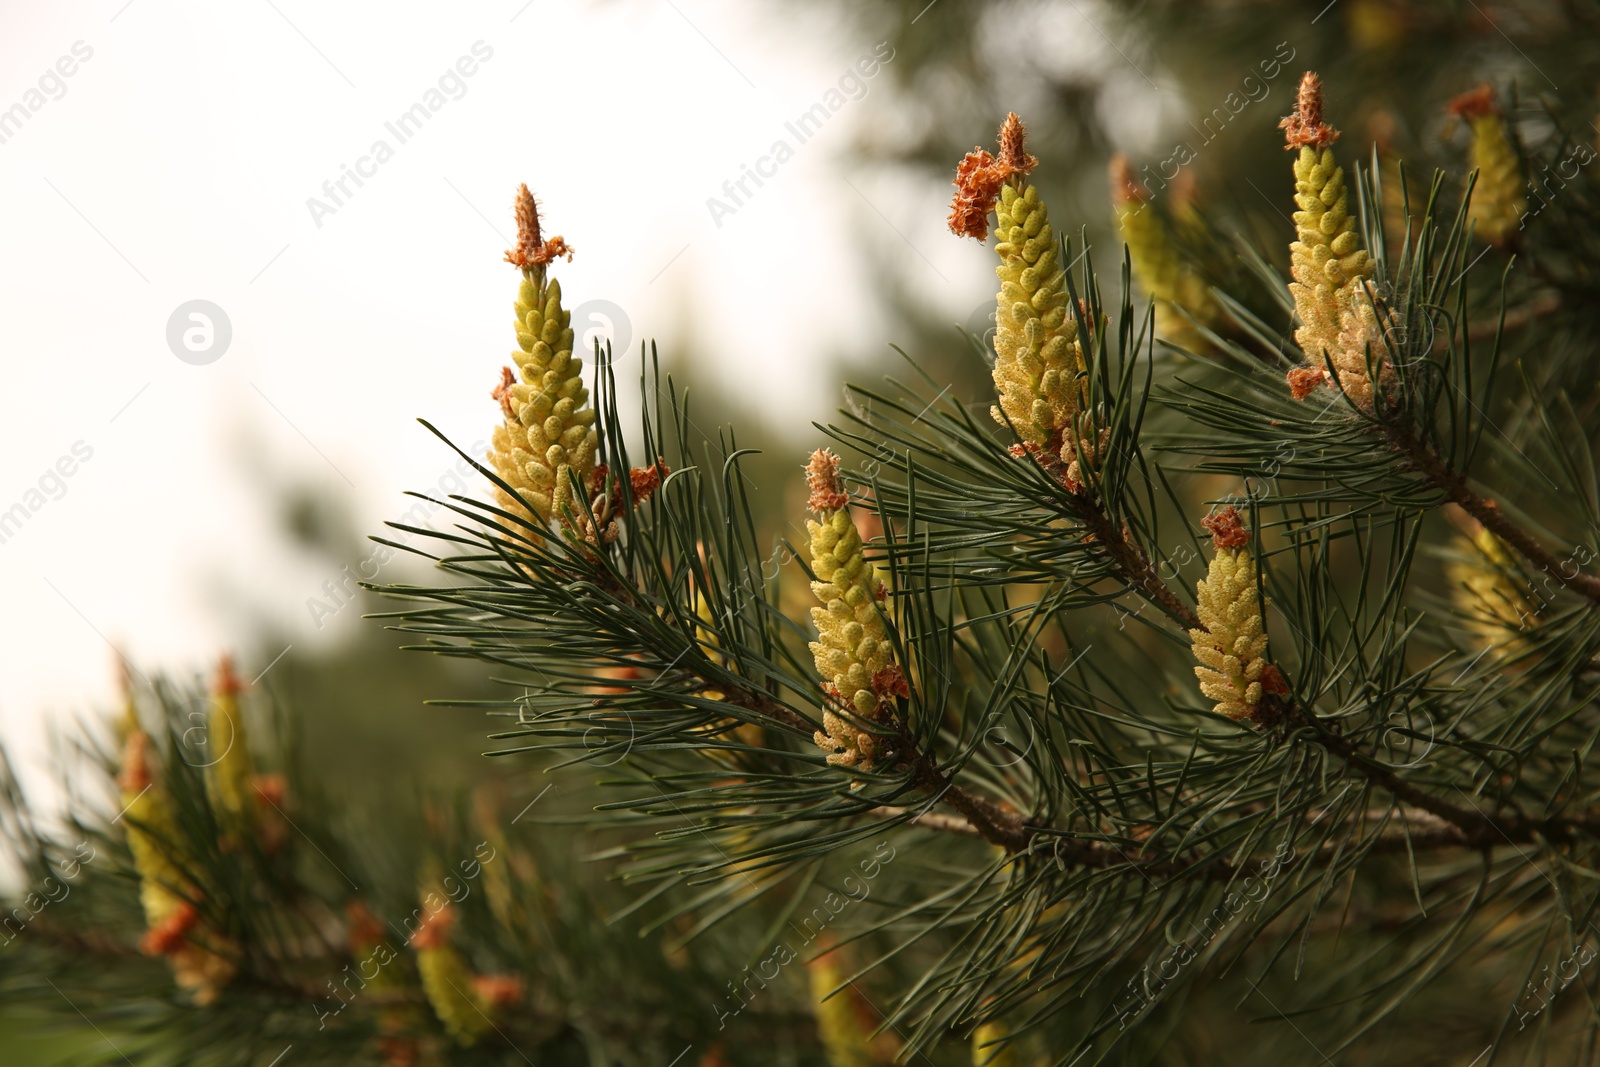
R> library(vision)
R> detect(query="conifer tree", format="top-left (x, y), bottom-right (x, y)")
top-left (8, 54), bottom-right (1600, 1067)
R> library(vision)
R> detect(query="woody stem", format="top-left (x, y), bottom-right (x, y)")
top-left (1028, 442), bottom-right (1203, 631)
top-left (1282, 700), bottom-right (1600, 848)
top-left (1076, 494), bottom-right (1203, 631)
top-left (1383, 425), bottom-right (1600, 604)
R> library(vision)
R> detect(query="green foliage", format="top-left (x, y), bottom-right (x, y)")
top-left (363, 87), bottom-right (1600, 1066)
top-left (0, 675), bottom-right (846, 1065)
top-left (11, 8), bottom-right (1600, 1063)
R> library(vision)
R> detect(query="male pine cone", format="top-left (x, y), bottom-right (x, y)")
top-left (1189, 508), bottom-right (1270, 721)
top-left (119, 729), bottom-right (237, 1002)
top-left (807, 945), bottom-right (894, 1066)
top-left (413, 905), bottom-right (492, 1047)
top-left (1450, 84), bottom-right (1525, 247)
top-left (805, 449), bottom-right (905, 771)
top-left (1281, 72), bottom-right (1384, 407)
top-left (489, 185), bottom-right (598, 524)
top-left (204, 655), bottom-right (255, 837)
top-left (971, 1021), bottom-right (1020, 1066)
top-left (991, 181), bottom-right (1083, 455)
top-left (1109, 153), bottom-right (1218, 349)
top-left (947, 114), bottom-right (1088, 477)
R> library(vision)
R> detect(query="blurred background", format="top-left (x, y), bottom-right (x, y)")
top-left (0, 0), bottom-right (1594, 1057)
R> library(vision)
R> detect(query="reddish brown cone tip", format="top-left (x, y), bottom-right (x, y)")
top-left (410, 904), bottom-right (455, 950)
top-left (1286, 366), bottom-right (1325, 400)
top-left (1260, 663), bottom-right (1290, 696)
top-left (1448, 83), bottom-right (1499, 119)
top-left (698, 1045), bottom-right (732, 1067)
top-left (504, 183), bottom-right (575, 269)
top-left (1202, 506), bottom-right (1250, 550)
top-left (806, 449), bottom-right (849, 512)
top-left (805, 932), bottom-right (841, 964)
top-left (251, 773), bottom-right (287, 808)
top-left (140, 901), bottom-right (200, 957)
top-left (947, 112), bottom-right (1039, 240)
top-left (473, 974), bottom-right (526, 1009)
top-left (377, 1038), bottom-right (420, 1067)
top-left (117, 730), bottom-right (153, 793)
top-left (1280, 72), bottom-right (1341, 150)
top-left (629, 459), bottom-right (671, 504)
top-left (537, 235), bottom-right (575, 264)
top-left (997, 112), bottom-right (1039, 177)
top-left (872, 664), bottom-right (910, 702)
top-left (949, 148), bottom-right (1004, 240)
top-left (492, 366), bottom-right (517, 419)
top-left (1109, 153), bottom-right (1148, 206)
top-left (215, 653), bottom-right (243, 696)
top-left (509, 183), bottom-right (540, 255)
top-left (346, 900), bottom-right (385, 951)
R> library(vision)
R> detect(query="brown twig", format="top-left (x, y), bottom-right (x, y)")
top-left (1077, 494), bottom-right (1203, 631)
top-left (1281, 699), bottom-right (1600, 849)
top-left (711, 672), bottom-right (1040, 855)
top-left (868, 806), bottom-right (985, 838)
top-left (1383, 424), bottom-right (1600, 604)
top-left (587, 458), bottom-right (1597, 871)
top-left (1027, 437), bottom-right (1203, 630)
top-left (902, 738), bottom-right (1033, 853)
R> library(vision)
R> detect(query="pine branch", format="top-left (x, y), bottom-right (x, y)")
top-left (867, 805), bottom-right (986, 838)
top-left (1382, 422), bottom-right (1600, 603)
top-left (900, 731), bottom-right (1032, 853)
top-left (1076, 492), bottom-right (1202, 631)
top-left (1286, 700), bottom-right (1600, 848)
top-left (1030, 435), bottom-right (1202, 631)
top-left (357, 96), bottom-right (1600, 1060)
top-left (1002, 441), bottom-right (1600, 860)
top-left (709, 678), bottom-right (1039, 856)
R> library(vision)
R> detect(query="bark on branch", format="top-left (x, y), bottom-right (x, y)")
top-left (1384, 423), bottom-right (1600, 604)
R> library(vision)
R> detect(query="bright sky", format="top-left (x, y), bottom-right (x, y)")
top-left (0, 0), bottom-right (1173, 820)
top-left (0, 0), bottom-right (1014, 800)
